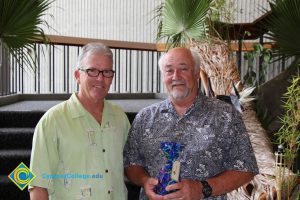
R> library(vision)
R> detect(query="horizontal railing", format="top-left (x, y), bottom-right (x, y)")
top-left (0, 35), bottom-right (290, 97)
top-left (1, 35), bottom-right (163, 96)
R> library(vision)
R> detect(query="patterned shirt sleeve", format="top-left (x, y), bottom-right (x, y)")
top-left (222, 108), bottom-right (259, 173)
top-left (124, 111), bottom-right (146, 168)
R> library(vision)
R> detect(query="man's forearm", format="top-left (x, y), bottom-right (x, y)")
top-left (206, 170), bottom-right (255, 196)
top-left (30, 186), bottom-right (48, 200)
top-left (125, 165), bottom-right (150, 187)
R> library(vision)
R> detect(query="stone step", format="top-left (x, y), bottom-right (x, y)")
top-left (0, 128), bottom-right (34, 150)
top-left (0, 111), bottom-right (44, 128)
top-left (0, 110), bottom-right (137, 128)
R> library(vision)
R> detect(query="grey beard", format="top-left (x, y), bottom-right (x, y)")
top-left (170, 88), bottom-right (189, 100)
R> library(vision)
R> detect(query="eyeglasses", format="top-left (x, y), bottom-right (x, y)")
top-left (79, 68), bottom-right (115, 78)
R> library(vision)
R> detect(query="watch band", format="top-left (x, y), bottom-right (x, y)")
top-left (200, 180), bottom-right (212, 198)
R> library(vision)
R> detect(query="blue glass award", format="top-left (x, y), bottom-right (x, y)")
top-left (155, 142), bottom-right (182, 195)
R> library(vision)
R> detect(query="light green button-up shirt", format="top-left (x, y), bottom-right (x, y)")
top-left (30, 93), bottom-right (130, 200)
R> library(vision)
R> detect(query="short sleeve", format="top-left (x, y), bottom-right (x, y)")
top-left (223, 109), bottom-right (259, 174)
top-left (29, 113), bottom-right (59, 193)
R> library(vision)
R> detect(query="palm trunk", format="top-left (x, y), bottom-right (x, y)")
top-left (189, 39), bottom-right (284, 199)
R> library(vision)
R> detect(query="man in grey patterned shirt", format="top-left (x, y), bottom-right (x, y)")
top-left (124, 47), bottom-right (258, 200)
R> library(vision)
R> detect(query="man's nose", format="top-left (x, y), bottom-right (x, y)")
top-left (172, 69), bottom-right (181, 79)
top-left (96, 72), bottom-right (105, 80)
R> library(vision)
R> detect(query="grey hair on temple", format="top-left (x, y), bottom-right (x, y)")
top-left (77, 43), bottom-right (113, 68)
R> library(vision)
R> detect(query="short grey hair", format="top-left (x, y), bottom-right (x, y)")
top-left (77, 42), bottom-right (113, 68)
top-left (158, 49), bottom-right (201, 73)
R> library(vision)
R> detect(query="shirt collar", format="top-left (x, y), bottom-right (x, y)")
top-left (159, 93), bottom-right (205, 115)
top-left (67, 93), bottom-right (114, 118)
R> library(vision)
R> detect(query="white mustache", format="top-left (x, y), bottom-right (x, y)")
top-left (171, 80), bottom-right (185, 87)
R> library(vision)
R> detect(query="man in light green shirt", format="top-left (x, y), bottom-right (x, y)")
top-left (29, 43), bottom-right (130, 200)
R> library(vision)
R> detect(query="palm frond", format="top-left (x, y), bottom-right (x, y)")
top-left (156, 0), bottom-right (213, 50)
top-left (0, 0), bottom-right (52, 71)
top-left (263, 0), bottom-right (300, 63)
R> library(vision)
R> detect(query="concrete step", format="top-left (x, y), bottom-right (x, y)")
top-left (0, 128), bottom-right (34, 150)
top-left (0, 111), bottom-right (44, 128)
top-left (0, 110), bottom-right (138, 128)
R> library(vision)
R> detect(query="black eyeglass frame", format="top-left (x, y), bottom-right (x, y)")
top-left (79, 68), bottom-right (115, 78)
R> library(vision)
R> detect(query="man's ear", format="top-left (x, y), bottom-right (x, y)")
top-left (74, 70), bottom-right (80, 84)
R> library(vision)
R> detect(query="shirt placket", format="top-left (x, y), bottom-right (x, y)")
top-left (99, 119), bottom-right (114, 199)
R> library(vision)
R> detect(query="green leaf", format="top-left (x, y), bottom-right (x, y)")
top-left (263, 0), bottom-right (300, 64)
top-left (263, 49), bottom-right (273, 63)
top-left (253, 43), bottom-right (263, 54)
top-left (275, 75), bottom-right (300, 173)
top-left (156, 0), bottom-right (213, 49)
top-left (0, 0), bottom-right (52, 70)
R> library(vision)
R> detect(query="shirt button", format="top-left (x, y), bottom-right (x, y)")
top-left (102, 149), bottom-right (106, 152)
top-left (105, 169), bottom-right (108, 173)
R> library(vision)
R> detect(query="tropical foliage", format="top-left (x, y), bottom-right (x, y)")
top-left (275, 75), bottom-right (300, 199)
top-left (264, 0), bottom-right (300, 66)
top-left (243, 43), bottom-right (273, 86)
top-left (276, 76), bottom-right (300, 170)
top-left (0, 0), bottom-right (52, 70)
top-left (156, 0), bottom-right (213, 49)
top-left (210, 0), bottom-right (235, 22)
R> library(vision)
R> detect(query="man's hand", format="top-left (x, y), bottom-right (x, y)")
top-left (163, 179), bottom-right (202, 200)
top-left (125, 165), bottom-right (163, 200)
top-left (143, 177), bottom-right (163, 200)
top-left (29, 186), bottom-right (48, 200)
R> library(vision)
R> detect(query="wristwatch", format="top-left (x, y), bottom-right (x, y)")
top-left (200, 180), bottom-right (212, 198)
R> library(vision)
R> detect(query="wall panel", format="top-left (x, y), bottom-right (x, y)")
top-left (43, 0), bottom-right (271, 42)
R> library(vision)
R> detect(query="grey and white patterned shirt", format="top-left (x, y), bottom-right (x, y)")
top-left (124, 94), bottom-right (259, 200)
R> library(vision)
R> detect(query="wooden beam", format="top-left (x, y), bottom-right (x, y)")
top-left (35, 35), bottom-right (158, 51)
top-left (230, 42), bottom-right (275, 51)
top-left (34, 35), bottom-right (275, 52)
top-left (156, 42), bottom-right (276, 52)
